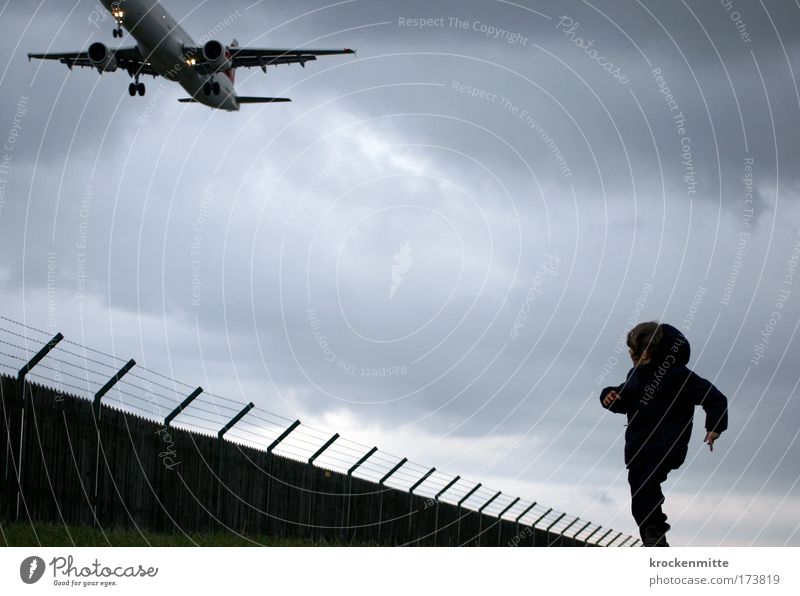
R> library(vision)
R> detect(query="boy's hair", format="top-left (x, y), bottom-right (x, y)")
top-left (627, 321), bottom-right (664, 360)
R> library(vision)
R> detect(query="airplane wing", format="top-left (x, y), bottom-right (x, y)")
top-left (178, 97), bottom-right (291, 104)
top-left (185, 46), bottom-right (355, 73)
top-left (27, 46), bottom-right (158, 77)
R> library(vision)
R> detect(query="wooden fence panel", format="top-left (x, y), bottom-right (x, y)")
top-left (0, 373), bottom-right (601, 547)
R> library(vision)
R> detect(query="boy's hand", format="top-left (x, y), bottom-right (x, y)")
top-left (705, 431), bottom-right (721, 452)
top-left (602, 390), bottom-right (621, 408)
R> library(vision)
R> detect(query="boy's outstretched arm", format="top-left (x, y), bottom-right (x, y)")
top-left (599, 386), bottom-right (627, 413)
top-left (705, 431), bottom-right (721, 451)
top-left (687, 371), bottom-right (728, 451)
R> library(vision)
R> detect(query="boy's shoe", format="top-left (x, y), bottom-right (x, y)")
top-left (643, 524), bottom-right (670, 547)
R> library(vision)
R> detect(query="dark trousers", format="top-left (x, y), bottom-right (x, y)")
top-left (628, 461), bottom-right (671, 540)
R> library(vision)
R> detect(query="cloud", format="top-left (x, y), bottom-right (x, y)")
top-left (1, 0), bottom-right (798, 546)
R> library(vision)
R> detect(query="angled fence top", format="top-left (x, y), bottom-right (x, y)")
top-left (0, 314), bottom-right (638, 546)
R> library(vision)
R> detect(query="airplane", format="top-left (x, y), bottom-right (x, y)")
top-left (28, 0), bottom-right (355, 111)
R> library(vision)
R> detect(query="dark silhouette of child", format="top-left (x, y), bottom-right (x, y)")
top-left (599, 322), bottom-right (728, 546)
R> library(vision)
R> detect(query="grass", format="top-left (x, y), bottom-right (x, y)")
top-left (0, 521), bottom-right (349, 547)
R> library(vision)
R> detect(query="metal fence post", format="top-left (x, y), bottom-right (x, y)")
top-left (572, 520), bottom-right (592, 545)
top-left (308, 434), bottom-right (339, 466)
top-left (456, 483), bottom-right (481, 545)
top-left (164, 386), bottom-right (202, 427)
top-left (152, 385), bottom-right (202, 530)
top-left (475, 491), bottom-right (501, 546)
top-left (306, 433), bottom-right (339, 538)
top-left (595, 528), bottom-right (615, 547)
top-left (92, 359), bottom-right (136, 420)
top-left (264, 419), bottom-right (301, 536)
top-left (529, 507), bottom-right (552, 546)
top-left (214, 402), bottom-right (254, 521)
top-left (267, 420), bottom-right (302, 454)
top-left (512, 501), bottom-right (536, 545)
top-left (92, 358), bottom-right (136, 526)
top-left (377, 457), bottom-right (407, 544)
top-left (407, 467), bottom-right (435, 543)
top-left (14, 333), bottom-right (63, 520)
top-left (344, 446), bottom-right (377, 542)
top-left (606, 531), bottom-right (624, 547)
top-left (496, 497), bottom-right (520, 546)
top-left (551, 516), bottom-right (580, 547)
top-left (148, 388), bottom-right (202, 533)
top-left (582, 525), bottom-right (603, 546)
top-left (544, 512), bottom-right (566, 547)
top-left (433, 475), bottom-right (460, 546)
top-left (153, 385), bottom-right (202, 531)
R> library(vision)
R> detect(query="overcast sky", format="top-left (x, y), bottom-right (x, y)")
top-left (1, 0), bottom-right (799, 546)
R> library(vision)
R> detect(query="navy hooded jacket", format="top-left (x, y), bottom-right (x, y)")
top-left (600, 324), bottom-right (728, 469)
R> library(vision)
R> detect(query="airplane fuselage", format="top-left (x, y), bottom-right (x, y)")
top-left (101, 0), bottom-right (239, 110)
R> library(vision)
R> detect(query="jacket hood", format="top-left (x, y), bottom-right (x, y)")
top-left (655, 323), bottom-right (691, 366)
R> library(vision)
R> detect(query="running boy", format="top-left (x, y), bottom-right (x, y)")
top-left (599, 322), bottom-right (728, 546)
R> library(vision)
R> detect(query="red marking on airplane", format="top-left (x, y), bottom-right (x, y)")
top-left (224, 51), bottom-right (235, 82)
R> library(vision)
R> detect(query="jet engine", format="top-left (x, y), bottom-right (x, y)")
top-left (88, 42), bottom-right (118, 72)
top-left (202, 40), bottom-right (232, 72)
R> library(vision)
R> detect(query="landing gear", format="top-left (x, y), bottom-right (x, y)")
top-left (203, 82), bottom-right (211, 96)
top-left (112, 7), bottom-right (124, 38)
top-left (212, 81), bottom-right (220, 95)
top-left (129, 77), bottom-right (146, 97)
